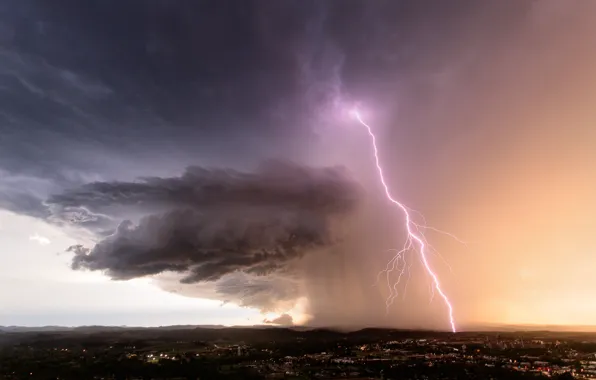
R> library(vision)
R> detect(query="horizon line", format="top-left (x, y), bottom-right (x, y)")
top-left (3, 323), bottom-right (596, 333)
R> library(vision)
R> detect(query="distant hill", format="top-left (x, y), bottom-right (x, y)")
top-left (2, 324), bottom-right (596, 349)
top-left (0, 324), bottom-right (228, 333)
top-left (2, 323), bottom-right (596, 334)
top-left (0, 326), bottom-right (74, 333)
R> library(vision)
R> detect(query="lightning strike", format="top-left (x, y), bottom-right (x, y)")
top-left (352, 110), bottom-right (457, 333)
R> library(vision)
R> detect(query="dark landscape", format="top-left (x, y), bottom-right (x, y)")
top-left (2, 325), bottom-right (595, 379)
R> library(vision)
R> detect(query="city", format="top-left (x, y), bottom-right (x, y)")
top-left (2, 327), bottom-right (596, 379)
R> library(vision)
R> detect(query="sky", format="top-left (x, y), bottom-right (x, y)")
top-left (1, 0), bottom-right (596, 330)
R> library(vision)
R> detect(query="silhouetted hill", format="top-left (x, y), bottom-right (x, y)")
top-left (2, 323), bottom-right (596, 349)
top-left (0, 326), bottom-right (73, 333)
top-left (0, 324), bottom-right (227, 333)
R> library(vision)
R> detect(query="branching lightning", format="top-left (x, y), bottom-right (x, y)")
top-left (352, 110), bottom-right (457, 333)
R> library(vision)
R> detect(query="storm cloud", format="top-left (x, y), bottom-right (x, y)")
top-left (48, 160), bottom-right (359, 221)
top-left (54, 160), bottom-right (362, 312)
top-left (1, 0), bottom-right (595, 330)
top-left (70, 208), bottom-right (331, 282)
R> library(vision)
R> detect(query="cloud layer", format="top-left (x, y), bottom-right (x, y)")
top-left (51, 160), bottom-right (362, 313)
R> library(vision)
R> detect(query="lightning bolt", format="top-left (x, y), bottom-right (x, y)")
top-left (353, 110), bottom-right (457, 333)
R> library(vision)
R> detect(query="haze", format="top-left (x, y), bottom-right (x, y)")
top-left (0, 0), bottom-right (595, 331)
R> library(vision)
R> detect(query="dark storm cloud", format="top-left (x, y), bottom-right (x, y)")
top-left (45, 160), bottom-right (360, 235)
top-left (0, 0), bottom-right (535, 193)
top-left (60, 161), bottom-right (361, 298)
top-left (48, 160), bottom-right (359, 218)
top-left (3, 0), bottom-right (584, 330)
top-left (0, 0), bottom-right (533, 180)
top-left (0, 0), bottom-right (326, 181)
top-left (0, 0), bottom-right (378, 317)
top-left (70, 208), bottom-right (328, 282)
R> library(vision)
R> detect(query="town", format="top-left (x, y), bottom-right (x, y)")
top-left (2, 327), bottom-right (596, 379)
